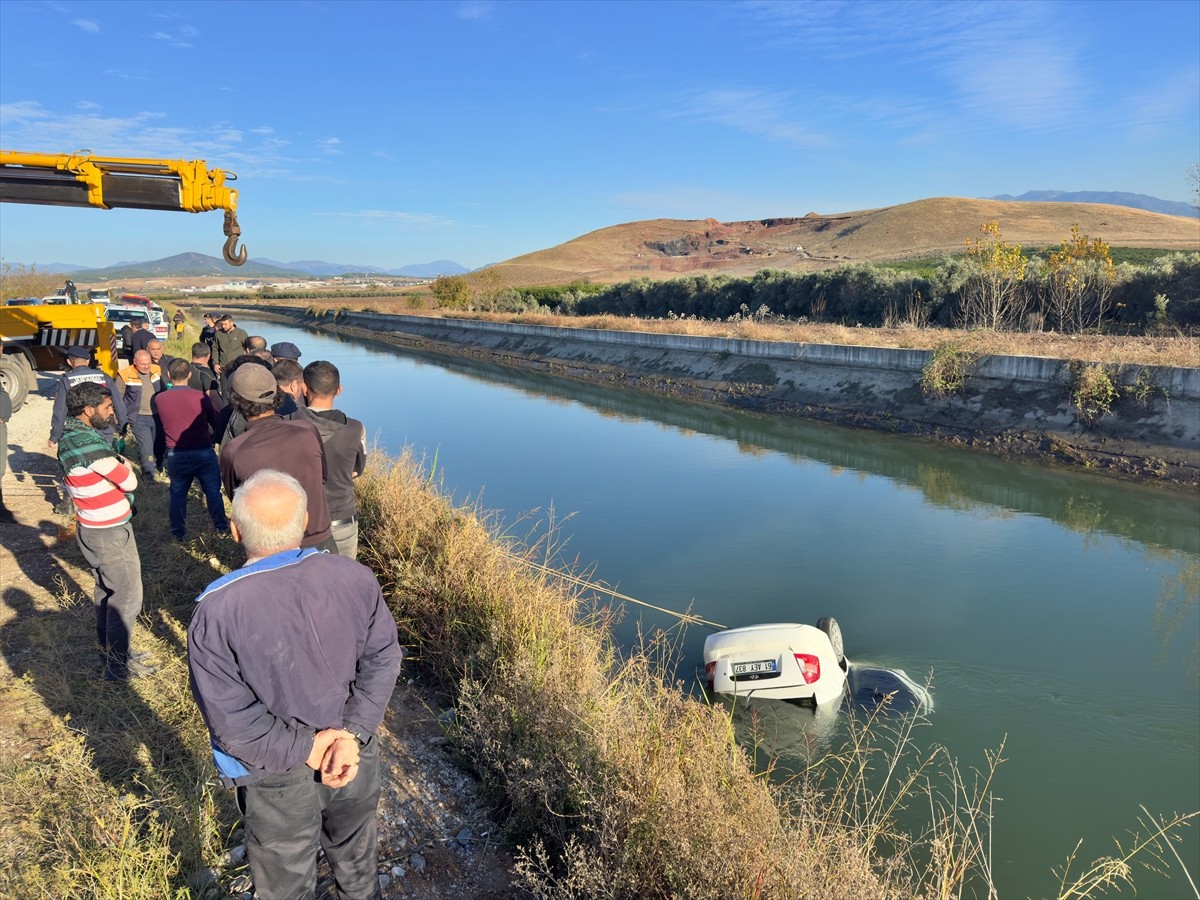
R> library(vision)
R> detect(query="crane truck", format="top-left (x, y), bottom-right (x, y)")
top-left (0, 150), bottom-right (248, 411)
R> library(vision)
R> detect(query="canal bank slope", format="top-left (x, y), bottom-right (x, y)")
top-left (236, 306), bottom-right (1200, 488)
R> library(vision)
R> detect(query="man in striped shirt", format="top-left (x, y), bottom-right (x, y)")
top-left (57, 382), bottom-right (153, 681)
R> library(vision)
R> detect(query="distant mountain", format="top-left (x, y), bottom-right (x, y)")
top-left (389, 259), bottom-right (469, 277)
top-left (59, 255), bottom-right (472, 278)
top-left (989, 190), bottom-right (1198, 218)
top-left (34, 262), bottom-right (95, 274)
top-left (84, 252), bottom-right (303, 279)
top-left (251, 258), bottom-right (467, 277)
top-left (252, 258), bottom-right (387, 276)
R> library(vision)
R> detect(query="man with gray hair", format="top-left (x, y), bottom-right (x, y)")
top-left (188, 469), bottom-right (402, 900)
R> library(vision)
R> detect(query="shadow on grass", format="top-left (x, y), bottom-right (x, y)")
top-left (0, 500), bottom-right (244, 895)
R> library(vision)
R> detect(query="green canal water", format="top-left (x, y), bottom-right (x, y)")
top-left (250, 318), bottom-right (1199, 898)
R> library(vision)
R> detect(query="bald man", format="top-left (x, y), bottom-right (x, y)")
top-left (188, 468), bottom-right (402, 899)
top-left (115, 349), bottom-right (165, 477)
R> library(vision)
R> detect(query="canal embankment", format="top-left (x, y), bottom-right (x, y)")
top-left (226, 305), bottom-right (1200, 487)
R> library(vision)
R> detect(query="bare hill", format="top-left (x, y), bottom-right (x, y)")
top-left (488, 197), bottom-right (1200, 286)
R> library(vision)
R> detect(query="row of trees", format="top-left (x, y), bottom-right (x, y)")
top-left (432, 223), bottom-right (1194, 334)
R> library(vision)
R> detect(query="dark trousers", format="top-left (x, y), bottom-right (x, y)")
top-left (165, 448), bottom-right (228, 538)
top-left (75, 522), bottom-right (143, 675)
top-left (131, 416), bottom-right (158, 475)
top-left (237, 738), bottom-right (383, 900)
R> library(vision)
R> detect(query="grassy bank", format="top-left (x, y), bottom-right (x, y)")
top-left (218, 297), bottom-right (1199, 369)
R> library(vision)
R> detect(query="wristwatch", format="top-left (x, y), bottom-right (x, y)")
top-left (344, 724), bottom-right (370, 747)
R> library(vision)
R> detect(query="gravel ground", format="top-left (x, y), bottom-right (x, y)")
top-left (0, 373), bottom-right (521, 899)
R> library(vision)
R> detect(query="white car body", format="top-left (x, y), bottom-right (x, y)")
top-left (147, 304), bottom-right (169, 341)
top-left (704, 622), bottom-right (848, 705)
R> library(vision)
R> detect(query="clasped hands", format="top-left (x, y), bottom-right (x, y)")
top-left (306, 728), bottom-right (361, 788)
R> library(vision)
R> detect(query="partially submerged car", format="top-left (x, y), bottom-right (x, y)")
top-left (704, 619), bottom-right (848, 706)
top-left (703, 618), bottom-right (932, 712)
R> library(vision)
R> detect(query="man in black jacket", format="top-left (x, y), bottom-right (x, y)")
top-left (296, 360), bottom-right (366, 558)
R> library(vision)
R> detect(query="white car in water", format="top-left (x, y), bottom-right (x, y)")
top-left (704, 618), bottom-right (849, 705)
top-left (704, 617), bottom-right (933, 715)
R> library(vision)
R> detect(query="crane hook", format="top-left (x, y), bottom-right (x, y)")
top-left (222, 210), bottom-right (248, 266)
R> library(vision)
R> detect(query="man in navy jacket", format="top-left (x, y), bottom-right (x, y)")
top-left (188, 468), bottom-right (402, 899)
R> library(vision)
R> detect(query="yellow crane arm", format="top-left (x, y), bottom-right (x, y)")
top-left (0, 149), bottom-right (247, 265)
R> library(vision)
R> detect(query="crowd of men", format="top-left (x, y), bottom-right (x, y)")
top-left (50, 310), bottom-right (392, 899)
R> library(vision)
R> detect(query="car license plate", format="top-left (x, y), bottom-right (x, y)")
top-left (733, 659), bottom-right (777, 676)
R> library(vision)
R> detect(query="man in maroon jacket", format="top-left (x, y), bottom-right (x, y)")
top-left (218, 364), bottom-right (335, 552)
top-left (152, 358), bottom-right (228, 540)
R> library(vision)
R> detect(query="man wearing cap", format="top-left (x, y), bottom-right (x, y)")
top-left (199, 312), bottom-right (219, 352)
top-left (270, 341), bottom-right (302, 364)
top-left (219, 365), bottom-right (335, 552)
top-left (152, 358), bottom-right (229, 541)
top-left (49, 346), bottom-right (127, 450)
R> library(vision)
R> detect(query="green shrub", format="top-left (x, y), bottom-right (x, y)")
top-left (1069, 362), bottom-right (1119, 425)
top-left (921, 342), bottom-right (977, 398)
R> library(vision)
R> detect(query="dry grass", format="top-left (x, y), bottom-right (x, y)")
top-left (252, 296), bottom-right (1200, 369)
top-left (0, 486), bottom-right (243, 898)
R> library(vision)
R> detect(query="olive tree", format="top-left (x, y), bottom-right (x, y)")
top-left (430, 275), bottom-right (472, 309)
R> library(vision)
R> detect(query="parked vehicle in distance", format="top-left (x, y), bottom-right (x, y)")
top-left (5, 297), bottom-right (41, 306)
top-left (87, 289), bottom-right (111, 304)
top-left (704, 618), bottom-right (849, 705)
top-left (105, 305), bottom-right (150, 354)
top-left (41, 294), bottom-right (70, 304)
top-left (147, 303), bottom-right (169, 340)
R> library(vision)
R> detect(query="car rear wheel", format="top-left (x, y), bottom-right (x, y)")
top-left (817, 616), bottom-right (845, 666)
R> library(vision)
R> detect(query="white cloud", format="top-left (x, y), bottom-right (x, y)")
top-left (152, 26), bottom-right (194, 49)
top-left (316, 137), bottom-right (342, 154)
top-left (661, 86), bottom-right (829, 149)
top-left (1117, 64), bottom-right (1200, 142)
top-left (455, 1), bottom-right (494, 21)
top-left (736, 0), bottom-right (1092, 133)
top-left (0, 102), bottom-right (301, 179)
top-left (77, 100), bottom-right (102, 111)
top-left (73, 18), bottom-right (100, 33)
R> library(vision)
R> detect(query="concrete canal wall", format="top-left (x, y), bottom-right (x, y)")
top-left (245, 305), bottom-right (1200, 483)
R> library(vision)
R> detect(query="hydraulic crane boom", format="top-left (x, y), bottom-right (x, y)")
top-left (0, 149), bottom-right (247, 265)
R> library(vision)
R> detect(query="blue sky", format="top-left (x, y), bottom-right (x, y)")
top-left (1, 0), bottom-right (1197, 270)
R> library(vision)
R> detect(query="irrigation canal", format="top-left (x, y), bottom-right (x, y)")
top-left (245, 316), bottom-right (1199, 898)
